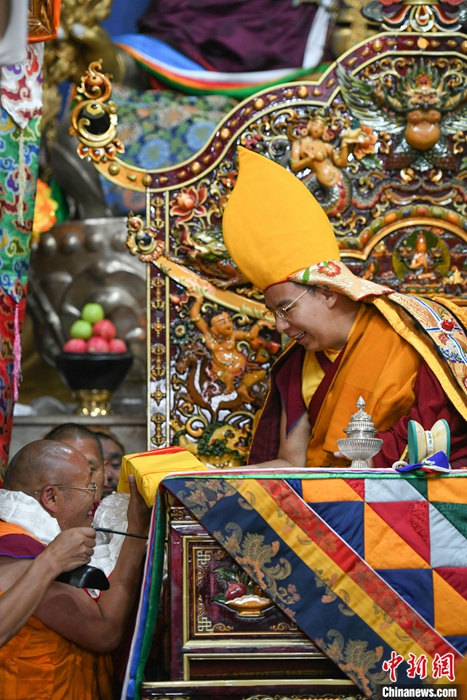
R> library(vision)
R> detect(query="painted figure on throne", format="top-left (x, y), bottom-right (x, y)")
top-left (289, 111), bottom-right (377, 215)
top-left (397, 230), bottom-right (445, 287)
top-left (188, 290), bottom-right (274, 402)
top-left (290, 115), bottom-right (357, 188)
top-left (403, 232), bottom-right (442, 283)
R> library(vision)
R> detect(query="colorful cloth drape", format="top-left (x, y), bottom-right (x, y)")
top-left (0, 44), bottom-right (43, 479)
top-left (114, 34), bottom-right (328, 97)
top-left (122, 467), bottom-right (467, 699)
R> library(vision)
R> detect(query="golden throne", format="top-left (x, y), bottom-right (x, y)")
top-left (70, 6), bottom-right (467, 694)
top-left (71, 12), bottom-right (467, 463)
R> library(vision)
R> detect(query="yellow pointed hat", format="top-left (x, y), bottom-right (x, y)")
top-left (223, 147), bottom-right (340, 290)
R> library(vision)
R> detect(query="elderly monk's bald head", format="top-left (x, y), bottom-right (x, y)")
top-left (4, 440), bottom-right (90, 493)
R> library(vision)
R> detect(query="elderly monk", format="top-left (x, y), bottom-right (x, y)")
top-left (0, 440), bottom-right (150, 700)
top-left (44, 423), bottom-right (107, 502)
top-left (222, 148), bottom-right (467, 467)
top-left (0, 527), bottom-right (96, 648)
top-left (43, 423), bottom-right (131, 593)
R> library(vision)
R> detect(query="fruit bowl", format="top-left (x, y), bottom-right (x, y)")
top-left (55, 352), bottom-right (133, 416)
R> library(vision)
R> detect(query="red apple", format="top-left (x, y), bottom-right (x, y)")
top-left (93, 319), bottom-right (117, 341)
top-left (108, 339), bottom-right (127, 354)
top-left (87, 336), bottom-right (110, 353)
top-left (63, 338), bottom-right (87, 353)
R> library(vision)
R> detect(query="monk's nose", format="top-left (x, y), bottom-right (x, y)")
top-left (275, 316), bottom-right (290, 334)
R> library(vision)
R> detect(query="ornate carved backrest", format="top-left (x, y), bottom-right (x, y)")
top-left (71, 28), bottom-right (467, 463)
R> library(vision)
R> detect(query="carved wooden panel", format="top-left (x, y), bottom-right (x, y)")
top-left (162, 499), bottom-right (354, 689)
top-left (71, 32), bottom-right (467, 461)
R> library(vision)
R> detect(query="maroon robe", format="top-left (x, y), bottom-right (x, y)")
top-left (249, 343), bottom-right (467, 468)
top-left (138, 0), bottom-right (322, 72)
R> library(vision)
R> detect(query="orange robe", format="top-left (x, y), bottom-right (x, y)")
top-left (249, 302), bottom-right (467, 467)
top-left (304, 302), bottom-right (421, 467)
top-left (0, 521), bottom-right (113, 700)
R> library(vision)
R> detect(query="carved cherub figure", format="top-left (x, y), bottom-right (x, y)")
top-left (188, 290), bottom-right (273, 399)
top-left (288, 109), bottom-right (377, 215)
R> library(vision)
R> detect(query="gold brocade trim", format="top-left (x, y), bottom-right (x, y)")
top-left (371, 296), bottom-right (467, 421)
top-left (436, 296), bottom-right (467, 328)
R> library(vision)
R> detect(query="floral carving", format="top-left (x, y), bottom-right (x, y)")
top-left (170, 186), bottom-right (208, 223)
top-left (213, 563), bottom-right (273, 618)
top-left (353, 124), bottom-right (378, 160)
top-left (220, 170), bottom-right (237, 189)
top-left (212, 521), bottom-right (297, 614)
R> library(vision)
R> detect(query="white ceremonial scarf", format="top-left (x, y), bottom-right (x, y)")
top-left (91, 492), bottom-right (129, 578)
top-left (0, 489), bottom-right (61, 543)
top-left (0, 489), bottom-right (130, 597)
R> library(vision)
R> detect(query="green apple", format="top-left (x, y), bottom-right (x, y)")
top-left (70, 319), bottom-right (93, 340)
top-left (81, 303), bottom-right (105, 325)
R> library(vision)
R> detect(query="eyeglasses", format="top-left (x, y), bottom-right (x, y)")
top-left (34, 482), bottom-right (98, 496)
top-left (265, 287), bottom-right (310, 320)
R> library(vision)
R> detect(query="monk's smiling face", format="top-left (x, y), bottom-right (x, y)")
top-left (264, 282), bottom-right (359, 353)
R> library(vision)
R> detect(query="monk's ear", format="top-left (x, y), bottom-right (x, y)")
top-left (39, 485), bottom-right (59, 514)
top-left (320, 289), bottom-right (338, 307)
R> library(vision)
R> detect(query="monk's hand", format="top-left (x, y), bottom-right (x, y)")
top-left (44, 527), bottom-right (96, 576)
top-left (126, 473), bottom-right (151, 537)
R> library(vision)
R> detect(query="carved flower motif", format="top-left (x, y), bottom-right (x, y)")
top-left (77, 139), bottom-right (125, 163)
top-left (353, 124), bottom-right (378, 160)
top-left (170, 186), bottom-right (208, 223)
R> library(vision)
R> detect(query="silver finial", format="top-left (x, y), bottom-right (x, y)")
top-left (337, 397), bottom-right (383, 469)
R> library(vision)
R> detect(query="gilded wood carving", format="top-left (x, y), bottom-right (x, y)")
top-left (71, 28), bottom-right (467, 461)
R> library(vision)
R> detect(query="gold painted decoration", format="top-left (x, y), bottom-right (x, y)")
top-left (70, 61), bottom-right (124, 163)
top-left (362, 0), bottom-right (467, 33)
top-left (126, 212), bottom-right (164, 263)
top-left (72, 32), bottom-right (467, 459)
